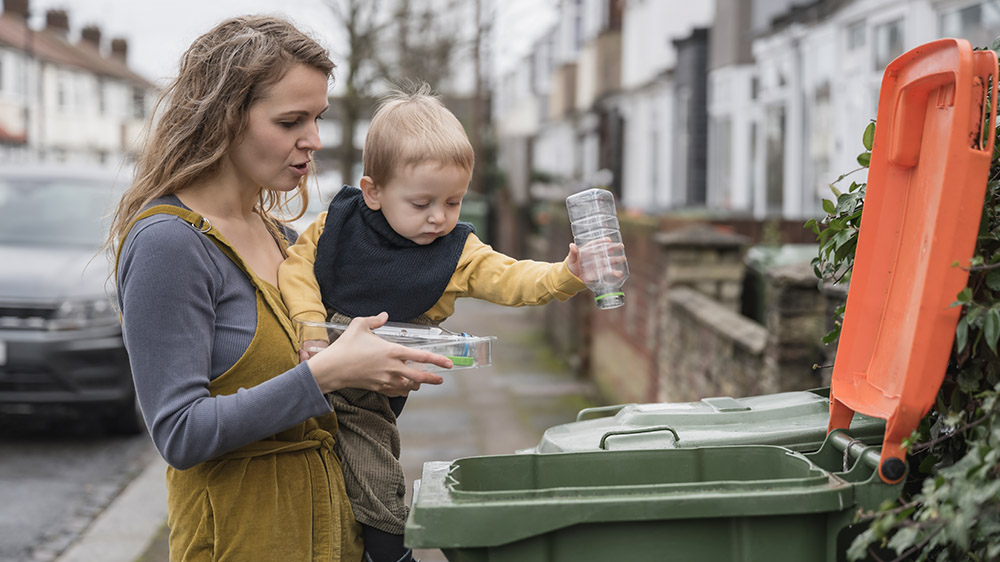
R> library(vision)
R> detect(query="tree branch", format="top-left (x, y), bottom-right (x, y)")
top-left (887, 524), bottom-right (944, 562)
top-left (962, 262), bottom-right (1000, 272)
top-left (910, 410), bottom-right (993, 454)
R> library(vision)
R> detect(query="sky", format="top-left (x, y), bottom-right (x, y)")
top-left (27, 0), bottom-right (557, 88)
top-left (30, 0), bottom-right (345, 85)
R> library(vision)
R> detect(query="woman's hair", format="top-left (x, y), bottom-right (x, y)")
top-left (363, 82), bottom-right (474, 187)
top-left (106, 15), bottom-right (334, 252)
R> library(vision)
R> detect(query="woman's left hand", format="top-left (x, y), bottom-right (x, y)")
top-left (306, 313), bottom-right (449, 395)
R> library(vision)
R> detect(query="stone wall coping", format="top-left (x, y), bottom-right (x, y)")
top-left (668, 286), bottom-right (768, 354)
top-left (654, 224), bottom-right (750, 249)
top-left (765, 261), bottom-right (823, 286)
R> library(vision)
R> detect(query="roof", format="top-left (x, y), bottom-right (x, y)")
top-left (0, 13), bottom-right (154, 89)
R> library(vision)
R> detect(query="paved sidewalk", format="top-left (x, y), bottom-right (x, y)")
top-left (100, 298), bottom-right (598, 562)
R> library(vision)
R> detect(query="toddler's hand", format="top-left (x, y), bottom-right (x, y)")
top-left (575, 237), bottom-right (627, 284)
top-left (566, 243), bottom-right (581, 278)
top-left (299, 339), bottom-right (329, 363)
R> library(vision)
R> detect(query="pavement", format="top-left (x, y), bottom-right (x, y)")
top-left (56, 298), bottom-right (600, 562)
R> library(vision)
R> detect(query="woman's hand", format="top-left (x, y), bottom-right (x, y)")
top-left (306, 312), bottom-right (449, 395)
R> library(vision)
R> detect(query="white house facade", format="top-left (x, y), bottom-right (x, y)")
top-left (490, 0), bottom-right (1000, 223)
top-left (0, 1), bottom-right (156, 165)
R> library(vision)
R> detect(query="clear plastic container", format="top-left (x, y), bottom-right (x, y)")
top-left (294, 319), bottom-right (495, 373)
top-left (565, 188), bottom-right (629, 309)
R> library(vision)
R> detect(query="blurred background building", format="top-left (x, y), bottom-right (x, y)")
top-left (489, 0), bottom-right (1000, 404)
top-left (0, 0), bottom-right (156, 165)
top-left (493, 0), bottom-right (999, 224)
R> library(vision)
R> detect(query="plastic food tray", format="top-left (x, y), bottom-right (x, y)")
top-left (294, 319), bottom-right (495, 373)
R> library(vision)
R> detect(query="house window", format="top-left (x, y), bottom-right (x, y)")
top-left (765, 104), bottom-right (785, 215)
top-left (574, 0), bottom-right (583, 50)
top-left (708, 116), bottom-right (732, 207)
top-left (874, 18), bottom-right (904, 69)
top-left (749, 121), bottom-right (758, 212)
top-left (807, 82), bottom-right (832, 213)
top-left (133, 88), bottom-right (145, 119)
top-left (649, 125), bottom-right (659, 195)
top-left (16, 53), bottom-right (27, 97)
top-left (940, 1), bottom-right (1000, 49)
top-left (57, 73), bottom-right (70, 108)
top-left (847, 21), bottom-right (865, 50)
top-left (97, 78), bottom-right (106, 115)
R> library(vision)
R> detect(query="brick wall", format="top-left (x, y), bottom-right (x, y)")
top-left (584, 215), bottom-right (661, 402)
top-left (761, 262), bottom-right (830, 393)
top-left (659, 287), bottom-right (767, 401)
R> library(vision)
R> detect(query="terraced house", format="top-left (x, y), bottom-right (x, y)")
top-left (0, 0), bottom-right (156, 164)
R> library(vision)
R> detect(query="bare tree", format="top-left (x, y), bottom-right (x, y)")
top-left (324, 0), bottom-right (387, 184)
top-left (324, 0), bottom-right (490, 187)
top-left (381, 0), bottom-right (461, 91)
top-left (469, 0), bottom-right (493, 195)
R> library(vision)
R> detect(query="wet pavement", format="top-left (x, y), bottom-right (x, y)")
top-left (127, 298), bottom-right (600, 562)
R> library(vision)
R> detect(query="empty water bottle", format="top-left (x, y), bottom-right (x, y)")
top-left (566, 188), bottom-right (629, 309)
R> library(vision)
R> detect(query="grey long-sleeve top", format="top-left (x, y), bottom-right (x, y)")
top-left (117, 200), bottom-right (332, 470)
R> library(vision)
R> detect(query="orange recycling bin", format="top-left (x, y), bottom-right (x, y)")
top-left (828, 38), bottom-right (998, 483)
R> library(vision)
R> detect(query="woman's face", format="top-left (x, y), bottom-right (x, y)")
top-left (227, 63), bottom-right (329, 192)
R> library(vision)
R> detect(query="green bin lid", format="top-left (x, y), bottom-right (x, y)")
top-left (527, 389), bottom-right (884, 454)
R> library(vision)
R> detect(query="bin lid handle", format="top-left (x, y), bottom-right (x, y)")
top-left (599, 426), bottom-right (679, 450)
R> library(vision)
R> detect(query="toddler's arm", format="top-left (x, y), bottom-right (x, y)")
top-left (278, 213), bottom-right (330, 360)
top-left (457, 234), bottom-right (586, 306)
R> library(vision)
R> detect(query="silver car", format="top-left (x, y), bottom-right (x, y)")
top-left (0, 164), bottom-right (142, 434)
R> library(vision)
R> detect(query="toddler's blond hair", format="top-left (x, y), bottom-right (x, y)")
top-left (363, 83), bottom-right (474, 186)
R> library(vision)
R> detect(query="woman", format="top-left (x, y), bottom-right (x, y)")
top-left (107, 15), bottom-right (450, 561)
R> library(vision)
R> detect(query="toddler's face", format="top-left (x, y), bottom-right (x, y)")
top-left (363, 162), bottom-right (471, 245)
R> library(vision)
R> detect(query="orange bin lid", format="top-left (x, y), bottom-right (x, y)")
top-left (827, 38), bottom-right (997, 483)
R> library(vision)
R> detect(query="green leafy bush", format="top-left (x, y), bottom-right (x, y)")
top-left (809, 48), bottom-right (1000, 561)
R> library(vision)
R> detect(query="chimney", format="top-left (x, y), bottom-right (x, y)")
top-left (80, 25), bottom-right (101, 49)
top-left (2, 0), bottom-right (29, 20)
top-left (110, 37), bottom-right (127, 63)
top-left (45, 9), bottom-right (68, 37)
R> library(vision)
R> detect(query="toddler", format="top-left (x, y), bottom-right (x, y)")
top-left (279, 84), bottom-right (585, 562)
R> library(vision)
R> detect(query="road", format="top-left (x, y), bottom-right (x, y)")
top-left (0, 413), bottom-right (157, 562)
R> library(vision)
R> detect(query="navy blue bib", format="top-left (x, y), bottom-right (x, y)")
top-left (313, 186), bottom-right (474, 322)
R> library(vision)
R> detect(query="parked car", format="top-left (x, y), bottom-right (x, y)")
top-left (0, 164), bottom-right (142, 434)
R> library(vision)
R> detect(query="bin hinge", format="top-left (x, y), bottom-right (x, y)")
top-left (828, 429), bottom-right (881, 473)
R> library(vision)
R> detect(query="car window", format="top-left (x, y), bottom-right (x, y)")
top-left (0, 177), bottom-right (121, 247)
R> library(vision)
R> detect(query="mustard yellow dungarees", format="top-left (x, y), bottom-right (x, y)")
top-left (120, 206), bottom-right (363, 562)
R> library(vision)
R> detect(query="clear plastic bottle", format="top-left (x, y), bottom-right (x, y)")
top-left (565, 188), bottom-right (629, 309)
